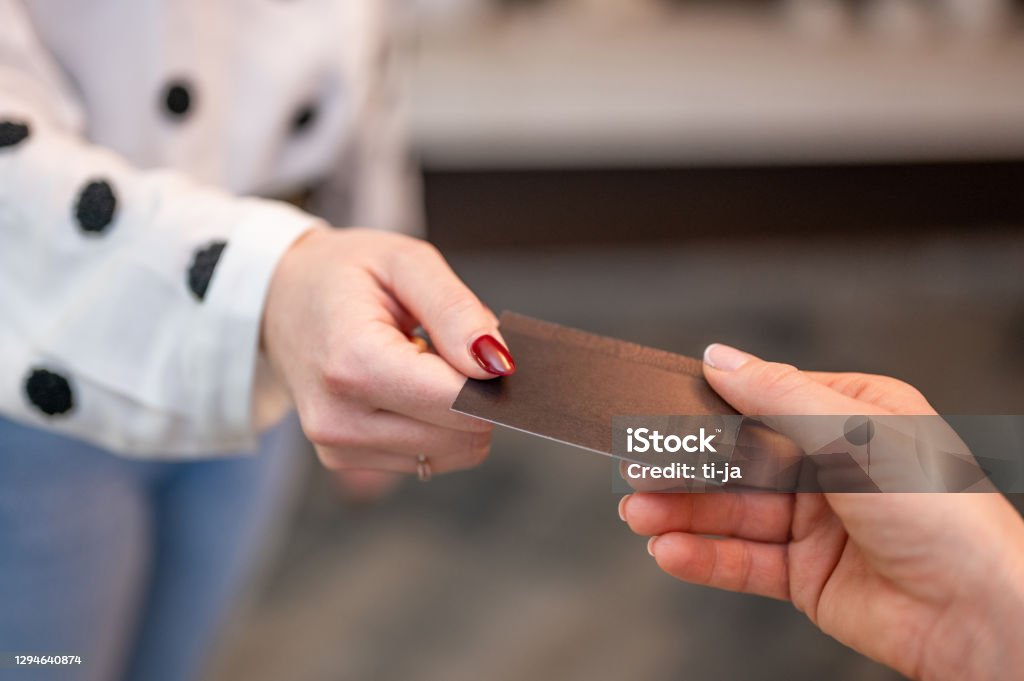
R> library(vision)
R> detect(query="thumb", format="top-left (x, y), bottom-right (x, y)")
top-left (702, 343), bottom-right (867, 417)
top-left (702, 343), bottom-right (891, 458)
top-left (385, 241), bottom-right (515, 379)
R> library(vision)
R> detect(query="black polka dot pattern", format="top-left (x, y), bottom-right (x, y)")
top-left (0, 120), bottom-right (31, 148)
top-left (75, 180), bottom-right (118, 234)
top-left (24, 368), bottom-right (74, 417)
top-left (187, 241), bottom-right (227, 301)
top-left (163, 81), bottom-right (194, 118)
top-left (292, 104), bottom-right (318, 134)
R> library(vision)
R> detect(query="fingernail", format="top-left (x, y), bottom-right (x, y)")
top-left (618, 495), bottom-right (631, 522)
top-left (704, 343), bottom-right (753, 372)
top-left (471, 335), bottom-right (516, 376)
top-left (647, 536), bottom-right (660, 557)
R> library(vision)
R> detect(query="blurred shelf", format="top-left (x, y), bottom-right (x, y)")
top-left (403, 5), bottom-right (1024, 168)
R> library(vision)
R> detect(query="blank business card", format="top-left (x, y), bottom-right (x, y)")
top-left (451, 312), bottom-right (737, 457)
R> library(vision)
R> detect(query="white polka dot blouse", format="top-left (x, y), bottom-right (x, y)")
top-left (0, 0), bottom-right (417, 456)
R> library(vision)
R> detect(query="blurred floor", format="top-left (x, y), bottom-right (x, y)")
top-left (206, 230), bottom-right (1024, 681)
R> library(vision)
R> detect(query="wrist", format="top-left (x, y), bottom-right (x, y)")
top-left (259, 224), bottom-right (341, 413)
top-left (260, 224), bottom-right (328, 357)
top-left (921, 512), bottom-right (1024, 681)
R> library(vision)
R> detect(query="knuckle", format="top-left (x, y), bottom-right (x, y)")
top-left (880, 376), bottom-right (927, 403)
top-left (736, 544), bottom-right (756, 593)
top-left (300, 407), bottom-right (360, 449)
top-left (433, 288), bottom-right (482, 325)
top-left (313, 445), bottom-right (344, 471)
top-left (849, 373), bottom-right (929, 409)
top-left (701, 539), bottom-right (721, 586)
top-left (752, 363), bottom-right (805, 405)
top-left (321, 362), bottom-right (353, 395)
top-left (394, 236), bottom-right (438, 266)
top-left (300, 409), bottom-right (335, 446)
top-left (321, 350), bottom-right (371, 397)
top-left (724, 495), bottom-right (747, 536)
top-left (416, 238), bottom-right (443, 260)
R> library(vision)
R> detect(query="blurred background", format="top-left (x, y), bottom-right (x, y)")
top-left (209, 2), bottom-right (1024, 680)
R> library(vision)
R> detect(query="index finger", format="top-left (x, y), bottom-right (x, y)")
top-left (376, 241), bottom-right (512, 380)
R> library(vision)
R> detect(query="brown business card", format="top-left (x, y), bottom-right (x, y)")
top-left (451, 312), bottom-right (737, 457)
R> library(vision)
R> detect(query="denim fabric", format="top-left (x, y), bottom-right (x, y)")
top-left (0, 415), bottom-right (302, 681)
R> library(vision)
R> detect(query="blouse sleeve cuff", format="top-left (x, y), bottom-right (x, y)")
top-left (195, 199), bottom-right (322, 449)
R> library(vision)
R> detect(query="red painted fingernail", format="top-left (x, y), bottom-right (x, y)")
top-left (470, 335), bottom-right (516, 376)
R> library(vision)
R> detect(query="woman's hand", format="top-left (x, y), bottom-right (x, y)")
top-left (262, 227), bottom-right (514, 475)
top-left (620, 344), bottom-right (1024, 681)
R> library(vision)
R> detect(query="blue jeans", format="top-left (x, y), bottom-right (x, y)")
top-left (0, 415), bottom-right (301, 681)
